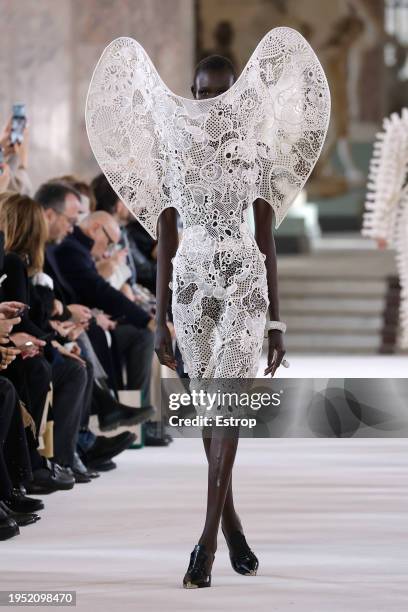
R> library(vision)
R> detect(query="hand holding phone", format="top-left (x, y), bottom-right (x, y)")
top-left (13, 304), bottom-right (30, 317)
top-left (10, 104), bottom-right (27, 145)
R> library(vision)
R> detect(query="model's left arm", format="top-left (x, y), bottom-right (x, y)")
top-left (253, 197), bottom-right (285, 377)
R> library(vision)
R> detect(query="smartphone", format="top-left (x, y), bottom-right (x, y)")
top-left (12, 304), bottom-right (30, 317)
top-left (10, 103), bottom-right (27, 145)
top-left (0, 146), bottom-right (4, 176)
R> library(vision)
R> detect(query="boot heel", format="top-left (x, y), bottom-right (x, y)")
top-left (222, 527), bottom-right (259, 576)
top-left (183, 544), bottom-right (214, 588)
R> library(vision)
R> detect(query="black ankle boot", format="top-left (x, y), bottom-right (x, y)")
top-left (222, 527), bottom-right (259, 576)
top-left (183, 544), bottom-right (214, 588)
top-left (93, 383), bottom-right (154, 430)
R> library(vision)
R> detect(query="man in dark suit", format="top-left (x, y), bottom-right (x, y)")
top-left (35, 182), bottom-right (154, 465)
top-left (53, 210), bottom-right (156, 408)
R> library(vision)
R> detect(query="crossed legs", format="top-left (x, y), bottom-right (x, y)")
top-left (198, 423), bottom-right (241, 556)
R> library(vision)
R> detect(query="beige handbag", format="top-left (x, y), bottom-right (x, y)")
top-left (37, 383), bottom-right (54, 458)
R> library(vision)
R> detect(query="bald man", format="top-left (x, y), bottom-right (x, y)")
top-left (54, 210), bottom-right (156, 402)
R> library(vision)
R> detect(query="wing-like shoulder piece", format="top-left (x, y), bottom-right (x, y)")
top-left (246, 27), bottom-right (331, 227)
top-left (85, 37), bottom-right (177, 239)
top-left (85, 28), bottom-right (330, 236)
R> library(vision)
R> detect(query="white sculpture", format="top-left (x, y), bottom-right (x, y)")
top-left (362, 109), bottom-right (408, 349)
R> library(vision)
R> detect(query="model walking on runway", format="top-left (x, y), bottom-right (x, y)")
top-left (86, 26), bottom-right (330, 588)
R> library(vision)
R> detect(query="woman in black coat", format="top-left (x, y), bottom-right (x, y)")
top-left (0, 194), bottom-right (88, 471)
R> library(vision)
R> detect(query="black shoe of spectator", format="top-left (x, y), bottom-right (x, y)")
top-left (73, 470), bottom-right (92, 483)
top-left (143, 421), bottom-right (171, 446)
top-left (73, 452), bottom-right (100, 480)
top-left (81, 432), bottom-right (136, 466)
top-left (86, 458), bottom-right (117, 472)
top-left (3, 489), bottom-right (44, 513)
top-left (98, 404), bottom-right (155, 432)
top-left (25, 459), bottom-right (75, 494)
top-left (51, 463), bottom-right (74, 479)
top-left (0, 506), bottom-right (19, 541)
top-left (0, 501), bottom-right (41, 527)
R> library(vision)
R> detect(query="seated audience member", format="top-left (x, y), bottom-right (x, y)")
top-left (89, 175), bottom-right (183, 392)
top-left (91, 173), bottom-right (157, 294)
top-left (34, 180), bottom-right (153, 432)
top-left (0, 376), bottom-right (42, 540)
top-left (0, 218), bottom-right (77, 492)
top-left (90, 176), bottom-right (176, 445)
top-left (39, 178), bottom-right (168, 446)
top-left (0, 235), bottom-right (46, 533)
top-left (1, 190), bottom-right (137, 478)
top-left (0, 192), bottom-right (90, 483)
top-left (0, 311), bottom-right (45, 535)
top-left (2, 193), bottom-right (134, 482)
top-left (56, 174), bottom-right (96, 218)
top-left (53, 210), bottom-right (157, 409)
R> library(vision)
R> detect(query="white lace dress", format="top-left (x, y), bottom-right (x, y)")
top-left (85, 27), bottom-right (330, 389)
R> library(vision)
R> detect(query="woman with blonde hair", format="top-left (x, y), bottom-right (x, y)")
top-left (0, 192), bottom-right (48, 275)
top-left (0, 191), bottom-right (88, 483)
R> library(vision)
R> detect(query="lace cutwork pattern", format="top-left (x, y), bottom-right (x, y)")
top-left (86, 27), bottom-right (331, 390)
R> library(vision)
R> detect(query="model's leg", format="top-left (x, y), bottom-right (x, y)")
top-left (201, 430), bottom-right (242, 538)
top-left (197, 423), bottom-right (240, 556)
top-left (201, 424), bottom-right (259, 577)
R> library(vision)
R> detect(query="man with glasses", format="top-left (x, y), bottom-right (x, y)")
top-left (35, 182), bottom-right (150, 472)
top-left (52, 209), bottom-right (157, 413)
top-left (37, 182), bottom-right (80, 244)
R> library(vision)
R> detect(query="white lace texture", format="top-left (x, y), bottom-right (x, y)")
top-left (362, 109), bottom-right (408, 349)
top-left (85, 27), bottom-right (331, 389)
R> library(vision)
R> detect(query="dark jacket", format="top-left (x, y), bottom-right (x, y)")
top-left (44, 244), bottom-right (77, 309)
top-left (1, 252), bottom-right (60, 364)
top-left (1, 252), bottom-right (46, 338)
top-left (54, 226), bottom-right (151, 328)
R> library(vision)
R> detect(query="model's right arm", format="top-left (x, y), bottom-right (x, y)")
top-left (154, 207), bottom-right (179, 370)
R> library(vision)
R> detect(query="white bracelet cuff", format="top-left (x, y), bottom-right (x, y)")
top-left (264, 320), bottom-right (287, 337)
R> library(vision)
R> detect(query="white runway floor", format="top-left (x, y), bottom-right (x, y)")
top-left (2, 439), bottom-right (407, 611)
top-left (2, 354), bottom-right (407, 611)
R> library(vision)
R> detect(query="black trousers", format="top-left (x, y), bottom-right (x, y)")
top-left (113, 324), bottom-right (154, 406)
top-left (51, 356), bottom-right (88, 466)
top-left (0, 377), bottom-right (32, 499)
top-left (6, 354), bottom-right (88, 468)
top-left (87, 321), bottom-right (120, 394)
top-left (79, 358), bottom-right (94, 429)
top-left (3, 356), bottom-right (50, 471)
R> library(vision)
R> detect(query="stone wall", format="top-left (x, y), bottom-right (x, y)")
top-left (0, 0), bottom-right (195, 187)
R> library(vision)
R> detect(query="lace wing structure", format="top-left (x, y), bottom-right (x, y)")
top-left (249, 27), bottom-right (331, 226)
top-left (85, 27), bottom-right (330, 237)
top-left (85, 37), bottom-right (175, 239)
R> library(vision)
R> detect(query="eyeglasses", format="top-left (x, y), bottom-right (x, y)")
top-left (57, 211), bottom-right (77, 227)
top-left (102, 226), bottom-right (116, 253)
